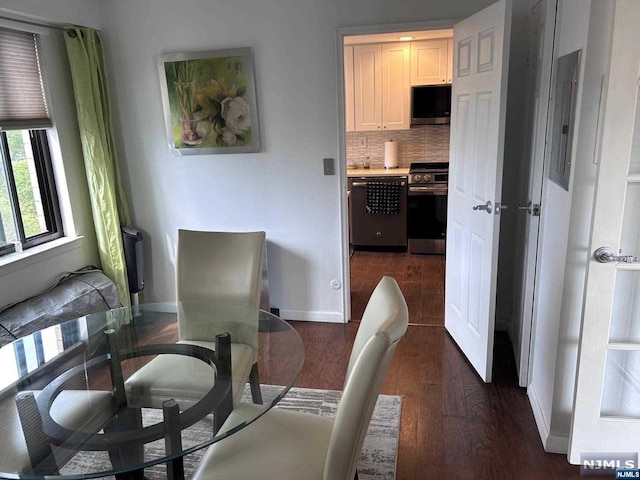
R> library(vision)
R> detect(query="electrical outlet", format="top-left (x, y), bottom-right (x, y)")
top-left (358, 137), bottom-right (367, 148)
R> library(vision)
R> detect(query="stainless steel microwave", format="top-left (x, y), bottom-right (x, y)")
top-left (411, 85), bottom-right (452, 126)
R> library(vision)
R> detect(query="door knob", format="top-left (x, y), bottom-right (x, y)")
top-left (473, 201), bottom-right (492, 214)
top-left (594, 246), bottom-right (640, 263)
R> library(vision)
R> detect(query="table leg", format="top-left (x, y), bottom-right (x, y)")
top-left (163, 399), bottom-right (184, 480)
top-left (104, 407), bottom-right (144, 480)
top-left (213, 332), bottom-right (232, 433)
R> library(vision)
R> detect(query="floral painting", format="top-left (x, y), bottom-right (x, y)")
top-left (159, 48), bottom-right (260, 155)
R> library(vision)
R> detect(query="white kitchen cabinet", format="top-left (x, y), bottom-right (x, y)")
top-left (446, 38), bottom-right (453, 84)
top-left (381, 42), bottom-right (411, 130)
top-left (352, 42), bottom-right (410, 131)
top-left (344, 46), bottom-right (355, 132)
top-left (410, 39), bottom-right (449, 85)
top-left (353, 44), bottom-right (382, 131)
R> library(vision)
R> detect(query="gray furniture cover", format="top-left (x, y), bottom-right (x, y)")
top-left (0, 270), bottom-right (120, 346)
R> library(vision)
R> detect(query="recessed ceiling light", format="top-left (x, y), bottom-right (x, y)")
top-left (399, 36), bottom-right (414, 41)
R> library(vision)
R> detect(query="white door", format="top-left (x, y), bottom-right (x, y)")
top-left (445, 0), bottom-right (511, 382)
top-left (515, 0), bottom-right (557, 387)
top-left (569, 0), bottom-right (640, 462)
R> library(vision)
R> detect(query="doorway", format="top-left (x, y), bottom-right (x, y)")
top-left (339, 0), bottom-right (526, 386)
top-left (341, 28), bottom-right (453, 326)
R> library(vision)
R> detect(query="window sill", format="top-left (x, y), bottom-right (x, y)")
top-left (0, 236), bottom-right (84, 277)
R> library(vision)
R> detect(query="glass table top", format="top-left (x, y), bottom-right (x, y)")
top-left (0, 301), bottom-right (305, 479)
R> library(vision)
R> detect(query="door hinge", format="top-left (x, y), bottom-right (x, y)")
top-left (517, 201), bottom-right (541, 216)
top-left (532, 203), bottom-right (541, 216)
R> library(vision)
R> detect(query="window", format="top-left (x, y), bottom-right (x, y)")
top-left (0, 129), bottom-right (61, 254)
top-left (0, 27), bottom-right (62, 256)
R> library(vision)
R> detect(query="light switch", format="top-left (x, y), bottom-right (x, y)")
top-left (323, 158), bottom-right (335, 176)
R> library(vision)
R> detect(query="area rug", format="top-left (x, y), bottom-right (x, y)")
top-left (60, 386), bottom-right (402, 480)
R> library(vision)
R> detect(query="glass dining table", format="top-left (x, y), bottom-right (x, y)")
top-left (0, 301), bottom-right (305, 480)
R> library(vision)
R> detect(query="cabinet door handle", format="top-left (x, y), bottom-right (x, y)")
top-left (352, 181), bottom-right (406, 187)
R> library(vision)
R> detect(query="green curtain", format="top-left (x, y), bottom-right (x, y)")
top-left (64, 27), bottom-right (131, 307)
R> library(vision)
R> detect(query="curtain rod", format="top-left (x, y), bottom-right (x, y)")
top-left (0, 14), bottom-right (94, 33)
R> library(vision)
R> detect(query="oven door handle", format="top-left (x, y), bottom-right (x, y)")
top-left (408, 186), bottom-right (448, 195)
top-left (352, 181), bottom-right (406, 187)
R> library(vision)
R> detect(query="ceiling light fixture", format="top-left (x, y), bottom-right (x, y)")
top-left (399, 36), bottom-right (414, 41)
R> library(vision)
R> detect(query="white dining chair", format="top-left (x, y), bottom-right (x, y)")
top-left (125, 230), bottom-right (266, 410)
top-left (4, 341), bottom-right (115, 475)
top-left (190, 275), bottom-right (408, 480)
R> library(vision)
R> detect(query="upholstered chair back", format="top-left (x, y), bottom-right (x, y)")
top-left (175, 229), bottom-right (265, 361)
top-left (324, 276), bottom-right (408, 480)
top-left (176, 229), bottom-right (266, 307)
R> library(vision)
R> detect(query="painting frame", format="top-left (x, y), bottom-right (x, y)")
top-left (158, 47), bottom-right (261, 155)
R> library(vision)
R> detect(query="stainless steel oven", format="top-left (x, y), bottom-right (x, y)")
top-left (407, 162), bottom-right (448, 254)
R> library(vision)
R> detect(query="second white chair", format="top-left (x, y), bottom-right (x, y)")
top-left (190, 275), bottom-right (408, 480)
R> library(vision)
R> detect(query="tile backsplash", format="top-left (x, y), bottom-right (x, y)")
top-left (346, 125), bottom-right (450, 169)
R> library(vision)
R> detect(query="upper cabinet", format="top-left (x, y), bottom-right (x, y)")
top-left (353, 44), bottom-right (382, 131)
top-left (352, 42), bottom-right (410, 131)
top-left (410, 39), bottom-right (450, 85)
top-left (381, 42), bottom-right (411, 130)
top-left (345, 38), bottom-right (452, 132)
top-left (446, 38), bottom-right (453, 84)
top-left (344, 46), bottom-right (355, 132)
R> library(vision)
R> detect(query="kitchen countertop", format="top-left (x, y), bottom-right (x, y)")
top-left (347, 167), bottom-right (409, 177)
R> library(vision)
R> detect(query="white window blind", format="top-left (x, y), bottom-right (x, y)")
top-left (0, 26), bottom-right (51, 129)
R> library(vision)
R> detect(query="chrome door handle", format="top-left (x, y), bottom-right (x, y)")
top-left (518, 201), bottom-right (532, 214)
top-left (495, 203), bottom-right (508, 215)
top-left (473, 201), bottom-right (492, 214)
top-left (594, 246), bottom-right (640, 263)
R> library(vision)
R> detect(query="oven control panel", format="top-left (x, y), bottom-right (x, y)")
top-left (409, 171), bottom-right (448, 184)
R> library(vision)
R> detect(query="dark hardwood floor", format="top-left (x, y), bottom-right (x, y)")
top-left (288, 250), bottom-right (582, 480)
top-left (350, 250), bottom-right (445, 325)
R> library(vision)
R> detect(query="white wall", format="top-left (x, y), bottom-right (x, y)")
top-left (95, 0), bottom-right (503, 319)
top-left (527, 0), bottom-right (613, 453)
top-left (0, 1), bottom-right (101, 308)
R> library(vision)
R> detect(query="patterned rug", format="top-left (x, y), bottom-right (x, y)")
top-left (61, 386), bottom-right (402, 479)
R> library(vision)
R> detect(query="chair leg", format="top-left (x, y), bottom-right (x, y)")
top-left (249, 362), bottom-right (263, 404)
top-left (15, 392), bottom-right (59, 475)
top-left (214, 333), bottom-right (233, 433)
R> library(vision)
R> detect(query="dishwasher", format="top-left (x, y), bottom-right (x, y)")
top-left (348, 176), bottom-right (407, 248)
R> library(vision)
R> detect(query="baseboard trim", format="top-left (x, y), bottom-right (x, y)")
top-left (545, 433), bottom-right (569, 454)
top-left (279, 309), bottom-right (345, 323)
top-left (528, 385), bottom-right (551, 448)
top-left (527, 385), bottom-right (569, 454)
